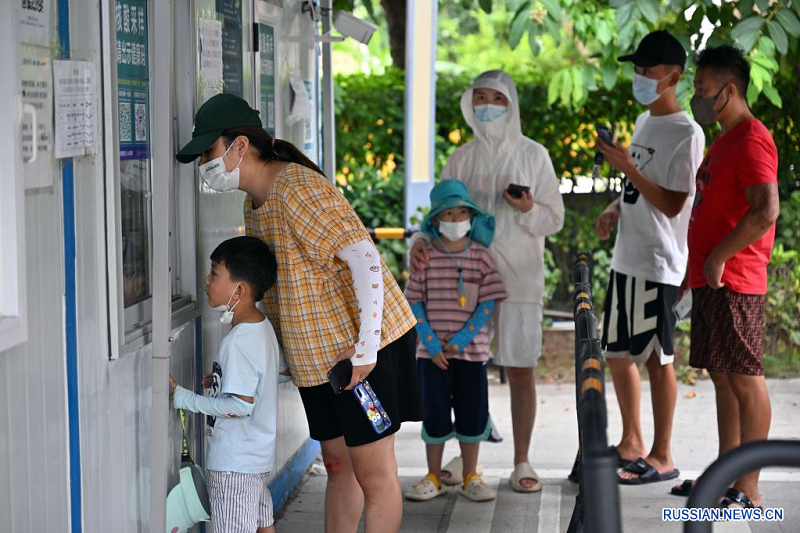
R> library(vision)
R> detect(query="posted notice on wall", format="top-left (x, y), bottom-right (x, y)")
top-left (53, 60), bottom-right (97, 159)
top-left (198, 18), bottom-right (223, 101)
top-left (19, 0), bottom-right (51, 46)
top-left (20, 45), bottom-right (53, 162)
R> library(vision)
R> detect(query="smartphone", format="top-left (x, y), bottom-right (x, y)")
top-left (327, 359), bottom-right (353, 395)
top-left (673, 290), bottom-right (692, 321)
top-left (596, 125), bottom-right (614, 146)
top-left (506, 183), bottom-right (531, 199)
top-left (354, 380), bottom-right (392, 434)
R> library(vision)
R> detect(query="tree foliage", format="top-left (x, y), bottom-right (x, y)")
top-left (474, 0), bottom-right (800, 109)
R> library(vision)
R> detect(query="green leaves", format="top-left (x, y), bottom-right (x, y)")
top-left (738, 0), bottom-right (755, 17)
top-left (509, 8), bottom-right (531, 49)
top-left (731, 15), bottom-right (765, 52)
top-left (637, 0), bottom-right (660, 24)
top-left (479, 0), bottom-right (493, 14)
top-left (547, 66), bottom-right (587, 107)
top-left (615, 2), bottom-right (635, 28)
top-left (762, 85), bottom-right (782, 108)
top-left (731, 15), bottom-right (766, 40)
top-left (768, 20), bottom-right (788, 54)
top-left (602, 63), bottom-right (618, 89)
top-left (540, 0), bottom-right (562, 21)
top-left (775, 7), bottom-right (800, 38)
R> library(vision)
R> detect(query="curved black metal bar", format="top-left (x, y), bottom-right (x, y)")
top-left (568, 252), bottom-right (622, 533)
top-left (684, 439), bottom-right (800, 533)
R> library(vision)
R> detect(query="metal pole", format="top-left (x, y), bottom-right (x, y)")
top-left (149, 0), bottom-right (174, 530)
top-left (684, 440), bottom-right (800, 533)
top-left (403, 0), bottom-right (437, 227)
top-left (321, 0), bottom-right (336, 181)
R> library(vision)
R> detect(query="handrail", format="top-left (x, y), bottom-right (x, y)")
top-left (567, 252), bottom-right (622, 533)
top-left (684, 439), bottom-right (800, 533)
top-left (366, 227), bottom-right (417, 240)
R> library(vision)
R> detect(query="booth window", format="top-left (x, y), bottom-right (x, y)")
top-left (116, 0), bottom-right (154, 328)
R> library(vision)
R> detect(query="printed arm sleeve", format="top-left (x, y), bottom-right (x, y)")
top-left (410, 301), bottom-right (443, 356)
top-left (514, 154), bottom-right (565, 237)
top-left (446, 300), bottom-right (496, 353)
top-left (335, 239), bottom-right (384, 366)
top-left (173, 386), bottom-right (254, 418)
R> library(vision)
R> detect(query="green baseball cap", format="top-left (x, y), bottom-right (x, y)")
top-left (176, 93), bottom-right (262, 163)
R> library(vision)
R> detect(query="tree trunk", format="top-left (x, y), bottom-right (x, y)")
top-left (381, 0), bottom-right (406, 69)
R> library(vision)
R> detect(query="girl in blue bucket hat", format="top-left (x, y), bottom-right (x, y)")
top-left (404, 180), bottom-right (507, 502)
top-left (409, 70), bottom-right (565, 493)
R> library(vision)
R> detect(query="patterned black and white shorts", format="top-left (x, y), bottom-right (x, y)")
top-left (601, 270), bottom-right (679, 365)
top-left (206, 470), bottom-right (273, 532)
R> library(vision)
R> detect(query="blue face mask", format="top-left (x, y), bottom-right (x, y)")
top-left (631, 73), bottom-right (671, 106)
top-left (473, 104), bottom-right (508, 122)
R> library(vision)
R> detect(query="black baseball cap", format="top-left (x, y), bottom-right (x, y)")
top-left (176, 93), bottom-right (262, 163)
top-left (618, 30), bottom-right (686, 70)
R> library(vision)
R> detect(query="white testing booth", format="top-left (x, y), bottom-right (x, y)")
top-left (0, 0), bottom-right (345, 530)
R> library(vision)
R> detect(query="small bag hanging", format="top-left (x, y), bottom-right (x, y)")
top-left (165, 409), bottom-right (212, 533)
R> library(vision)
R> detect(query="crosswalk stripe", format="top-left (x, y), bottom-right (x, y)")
top-left (397, 467), bottom-right (800, 483)
top-left (714, 521), bottom-right (752, 532)
top-left (538, 485), bottom-right (562, 533)
top-left (445, 476), bottom-right (500, 533)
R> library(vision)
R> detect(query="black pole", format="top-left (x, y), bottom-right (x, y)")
top-left (568, 252), bottom-right (622, 533)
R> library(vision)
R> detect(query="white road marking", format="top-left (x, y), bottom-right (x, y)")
top-left (538, 485), bottom-right (562, 533)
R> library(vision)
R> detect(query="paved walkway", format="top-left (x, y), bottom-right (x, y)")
top-left (276, 378), bottom-right (800, 532)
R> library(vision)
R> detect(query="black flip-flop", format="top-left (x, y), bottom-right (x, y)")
top-left (671, 479), bottom-right (694, 497)
top-left (720, 488), bottom-right (762, 510)
top-left (618, 458), bottom-right (680, 485)
top-left (609, 445), bottom-right (634, 469)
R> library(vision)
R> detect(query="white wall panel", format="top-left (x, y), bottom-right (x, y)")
top-left (0, 189), bottom-right (70, 533)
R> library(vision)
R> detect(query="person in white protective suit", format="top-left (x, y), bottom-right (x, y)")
top-left (409, 70), bottom-right (565, 493)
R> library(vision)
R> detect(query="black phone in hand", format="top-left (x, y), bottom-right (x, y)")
top-left (327, 359), bottom-right (353, 394)
top-left (506, 183), bottom-right (531, 199)
top-left (596, 126), bottom-right (614, 146)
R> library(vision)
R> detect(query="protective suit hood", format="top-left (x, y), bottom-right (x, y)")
top-left (461, 70), bottom-right (524, 152)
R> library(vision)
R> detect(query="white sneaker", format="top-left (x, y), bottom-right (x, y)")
top-left (405, 473), bottom-right (448, 501)
top-left (458, 474), bottom-right (496, 502)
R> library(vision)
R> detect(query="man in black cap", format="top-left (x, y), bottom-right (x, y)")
top-left (593, 30), bottom-right (706, 484)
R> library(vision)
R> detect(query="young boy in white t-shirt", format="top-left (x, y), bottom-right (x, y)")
top-left (170, 236), bottom-right (286, 533)
top-left (595, 31), bottom-right (705, 486)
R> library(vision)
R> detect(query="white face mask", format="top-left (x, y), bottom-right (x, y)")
top-left (212, 283), bottom-right (241, 324)
top-left (199, 142), bottom-right (243, 192)
top-left (632, 73), bottom-right (672, 106)
top-left (438, 219), bottom-right (472, 241)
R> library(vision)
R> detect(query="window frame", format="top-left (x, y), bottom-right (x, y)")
top-left (101, 0), bottom-right (200, 359)
top-left (0, 2), bottom-right (27, 353)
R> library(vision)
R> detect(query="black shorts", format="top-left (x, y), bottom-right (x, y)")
top-left (298, 328), bottom-right (423, 447)
top-left (418, 358), bottom-right (490, 444)
top-left (601, 270), bottom-right (679, 364)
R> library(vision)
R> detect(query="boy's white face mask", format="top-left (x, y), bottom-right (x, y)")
top-left (438, 219), bottom-right (472, 241)
top-left (199, 142), bottom-right (243, 192)
top-left (212, 283), bottom-right (241, 324)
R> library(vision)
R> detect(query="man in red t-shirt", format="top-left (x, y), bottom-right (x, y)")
top-left (684, 45), bottom-right (780, 509)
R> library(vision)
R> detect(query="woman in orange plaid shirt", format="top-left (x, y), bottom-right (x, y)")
top-left (177, 94), bottom-right (423, 533)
